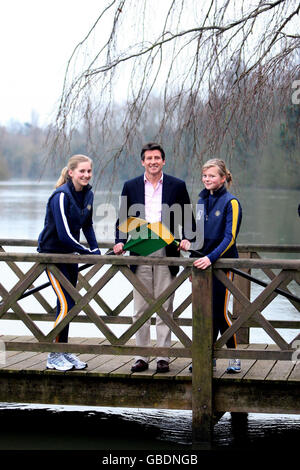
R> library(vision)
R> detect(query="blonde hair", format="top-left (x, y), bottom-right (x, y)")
top-left (202, 158), bottom-right (233, 188)
top-left (55, 154), bottom-right (93, 188)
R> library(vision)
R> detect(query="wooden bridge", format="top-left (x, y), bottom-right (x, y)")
top-left (0, 239), bottom-right (299, 447)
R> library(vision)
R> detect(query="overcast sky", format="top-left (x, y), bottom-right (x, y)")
top-left (0, 0), bottom-right (102, 127)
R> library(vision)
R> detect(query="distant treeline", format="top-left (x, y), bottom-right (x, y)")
top-left (0, 102), bottom-right (299, 190)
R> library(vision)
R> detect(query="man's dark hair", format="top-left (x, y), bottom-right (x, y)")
top-left (141, 142), bottom-right (165, 161)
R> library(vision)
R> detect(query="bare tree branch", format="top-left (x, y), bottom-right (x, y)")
top-left (47, 0), bottom-right (300, 184)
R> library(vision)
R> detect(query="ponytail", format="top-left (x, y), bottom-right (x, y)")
top-left (55, 167), bottom-right (69, 188)
top-left (225, 169), bottom-right (233, 188)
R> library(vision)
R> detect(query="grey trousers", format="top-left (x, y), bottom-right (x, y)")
top-left (133, 249), bottom-right (175, 364)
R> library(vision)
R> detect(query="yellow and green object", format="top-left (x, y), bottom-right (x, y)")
top-left (118, 216), bottom-right (180, 256)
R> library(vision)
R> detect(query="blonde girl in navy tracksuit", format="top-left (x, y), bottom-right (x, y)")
top-left (38, 155), bottom-right (100, 371)
top-left (193, 159), bottom-right (242, 373)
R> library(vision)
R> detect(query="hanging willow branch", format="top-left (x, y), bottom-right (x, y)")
top-left (47, 0), bottom-right (300, 182)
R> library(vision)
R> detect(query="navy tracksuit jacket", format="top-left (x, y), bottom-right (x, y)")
top-left (198, 185), bottom-right (242, 348)
top-left (38, 180), bottom-right (100, 342)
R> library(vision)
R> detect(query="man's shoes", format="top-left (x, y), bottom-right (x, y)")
top-left (156, 360), bottom-right (169, 373)
top-left (131, 360), bottom-right (148, 372)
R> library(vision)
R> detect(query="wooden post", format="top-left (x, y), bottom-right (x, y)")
top-left (191, 266), bottom-right (213, 447)
top-left (233, 251), bottom-right (251, 344)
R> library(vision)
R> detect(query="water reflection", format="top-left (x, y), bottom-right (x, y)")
top-left (0, 180), bottom-right (299, 245)
top-left (0, 180), bottom-right (299, 451)
top-left (0, 404), bottom-right (300, 451)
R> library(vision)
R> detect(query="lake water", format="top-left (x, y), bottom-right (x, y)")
top-left (0, 179), bottom-right (299, 454)
top-left (0, 180), bottom-right (299, 245)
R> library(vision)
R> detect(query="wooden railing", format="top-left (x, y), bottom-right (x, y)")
top-left (214, 257), bottom-right (300, 360)
top-left (231, 244), bottom-right (300, 345)
top-left (0, 240), bottom-right (299, 356)
top-left (0, 240), bottom-right (299, 443)
top-left (0, 241), bottom-right (194, 359)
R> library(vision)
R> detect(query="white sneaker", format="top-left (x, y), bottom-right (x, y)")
top-left (63, 353), bottom-right (87, 370)
top-left (226, 359), bottom-right (241, 374)
top-left (46, 353), bottom-right (74, 371)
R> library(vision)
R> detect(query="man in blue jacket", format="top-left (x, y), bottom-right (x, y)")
top-left (114, 142), bottom-right (195, 373)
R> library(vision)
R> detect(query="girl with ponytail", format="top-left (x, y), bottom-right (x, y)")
top-left (191, 158), bottom-right (242, 374)
top-left (38, 155), bottom-right (100, 371)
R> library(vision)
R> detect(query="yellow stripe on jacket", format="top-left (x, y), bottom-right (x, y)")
top-left (220, 199), bottom-right (240, 258)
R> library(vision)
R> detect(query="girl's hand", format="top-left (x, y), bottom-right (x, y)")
top-left (193, 256), bottom-right (211, 270)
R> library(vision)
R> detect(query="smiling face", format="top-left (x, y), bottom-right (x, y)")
top-left (202, 165), bottom-right (226, 192)
top-left (142, 149), bottom-right (165, 179)
top-left (68, 161), bottom-right (93, 191)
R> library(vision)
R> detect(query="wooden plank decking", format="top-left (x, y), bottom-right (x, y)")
top-left (1, 336), bottom-right (299, 416)
top-left (0, 244), bottom-right (299, 445)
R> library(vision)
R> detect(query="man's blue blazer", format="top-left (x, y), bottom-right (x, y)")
top-left (115, 173), bottom-right (195, 275)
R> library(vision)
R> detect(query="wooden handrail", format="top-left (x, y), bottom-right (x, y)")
top-left (0, 238), bottom-right (300, 252)
top-left (0, 241), bottom-right (299, 363)
top-left (1, 239), bottom-right (299, 446)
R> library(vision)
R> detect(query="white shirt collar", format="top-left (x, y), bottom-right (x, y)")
top-left (144, 172), bottom-right (164, 184)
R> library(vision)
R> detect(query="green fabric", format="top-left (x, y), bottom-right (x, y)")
top-left (123, 225), bottom-right (169, 256)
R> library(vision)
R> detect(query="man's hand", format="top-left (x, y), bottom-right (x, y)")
top-left (178, 239), bottom-right (191, 252)
top-left (113, 242), bottom-right (125, 255)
